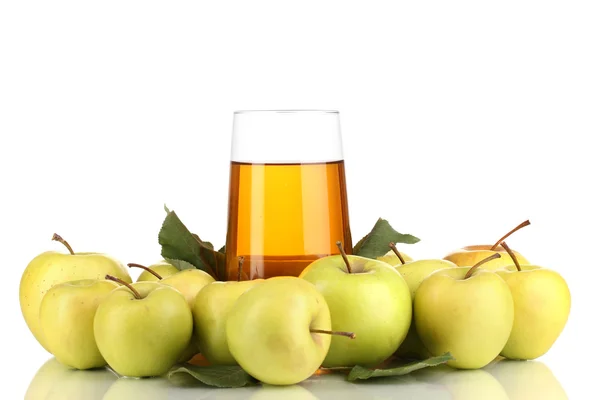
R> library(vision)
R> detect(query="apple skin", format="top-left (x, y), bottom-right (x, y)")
top-left (443, 245), bottom-right (528, 270)
top-left (300, 255), bottom-right (412, 367)
top-left (20, 250), bottom-right (131, 352)
top-left (395, 259), bottom-right (457, 358)
top-left (376, 249), bottom-right (413, 266)
top-left (160, 268), bottom-right (215, 307)
top-left (226, 277), bottom-right (332, 386)
top-left (39, 279), bottom-right (119, 369)
top-left (136, 261), bottom-right (179, 282)
top-left (495, 265), bottom-right (571, 360)
top-left (193, 280), bottom-right (264, 365)
top-left (94, 282), bottom-right (193, 377)
top-left (414, 267), bottom-right (514, 369)
top-left (25, 358), bottom-right (116, 400)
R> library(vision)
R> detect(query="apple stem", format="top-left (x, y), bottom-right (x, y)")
top-left (51, 233), bottom-right (75, 255)
top-left (237, 256), bottom-right (244, 282)
top-left (127, 263), bottom-right (163, 280)
top-left (464, 253), bottom-right (501, 279)
top-left (388, 242), bottom-right (406, 264)
top-left (500, 242), bottom-right (522, 271)
top-left (105, 274), bottom-right (142, 299)
top-left (336, 241), bottom-right (352, 274)
top-left (490, 220), bottom-right (531, 250)
top-left (310, 329), bottom-right (356, 339)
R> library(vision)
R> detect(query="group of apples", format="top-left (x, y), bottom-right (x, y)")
top-left (19, 221), bottom-right (571, 387)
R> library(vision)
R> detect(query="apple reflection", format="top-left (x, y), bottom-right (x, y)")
top-left (302, 372), bottom-right (450, 400)
top-left (413, 365), bottom-right (509, 400)
top-left (25, 358), bottom-right (117, 400)
top-left (487, 359), bottom-right (568, 400)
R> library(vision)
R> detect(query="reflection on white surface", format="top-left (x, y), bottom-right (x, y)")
top-left (25, 358), bottom-right (116, 400)
top-left (487, 359), bottom-right (569, 400)
top-left (413, 365), bottom-right (509, 400)
top-left (24, 357), bottom-right (568, 399)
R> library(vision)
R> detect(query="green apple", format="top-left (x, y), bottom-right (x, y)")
top-left (299, 242), bottom-right (412, 367)
top-left (19, 234), bottom-right (131, 352)
top-left (376, 249), bottom-right (413, 266)
top-left (158, 269), bottom-right (215, 307)
top-left (39, 279), bottom-right (119, 369)
top-left (494, 243), bottom-right (571, 360)
top-left (443, 245), bottom-right (528, 270)
top-left (414, 254), bottom-right (514, 369)
top-left (94, 279), bottom-right (193, 377)
top-left (443, 220), bottom-right (531, 269)
top-left (129, 262), bottom-right (215, 308)
top-left (226, 277), bottom-right (338, 385)
top-left (134, 261), bottom-right (179, 282)
top-left (193, 279), bottom-right (264, 364)
top-left (390, 247), bottom-right (457, 359)
top-left (488, 359), bottom-right (568, 400)
top-left (25, 358), bottom-right (116, 400)
top-left (129, 263), bottom-right (216, 362)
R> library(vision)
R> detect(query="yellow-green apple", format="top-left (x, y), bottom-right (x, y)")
top-left (134, 261), bottom-right (179, 282)
top-left (192, 274), bottom-right (264, 364)
top-left (19, 234), bottom-right (131, 351)
top-left (494, 243), bottom-right (571, 360)
top-left (94, 278), bottom-right (193, 377)
top-left (488, 359), bottom-right (568, 400)
top-left (376, 249), bottom-right (413, 266)
top-left (129, 262), bottom-right (216, 362)
top-left (226, 277), bottom-right (351, 385)
top-left (414, 254), bottom-right (514, 369)
top-left (300, 242), bottom-right (412, 367)
top-left (387, 244), bottom-right (457, 359)
top-left (443, 220), bottom-right (530, 269)
top-left (25, 358), bottom-right (116, 400)
top-left (39, 279), bottom-right (119, 369)
top-left (128, 263), bottom-right (215, 307)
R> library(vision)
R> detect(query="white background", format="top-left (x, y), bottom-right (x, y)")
top-left (1, 1), bottom-right (599, 398)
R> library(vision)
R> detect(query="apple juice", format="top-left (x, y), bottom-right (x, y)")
top-left (225, 161), bottom-right (352, 280)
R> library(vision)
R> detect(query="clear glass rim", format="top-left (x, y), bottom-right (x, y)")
top-left (233, 109), bottom-right (339, 114)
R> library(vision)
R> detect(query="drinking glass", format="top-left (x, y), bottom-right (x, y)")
top-left (225, 110), bottom-right (352, 280)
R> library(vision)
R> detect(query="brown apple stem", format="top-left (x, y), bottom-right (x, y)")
top-left (310, 329), bottom-right (356, 339)
top-left (336, 241), bottom-right (352, 274)
top-left (127, 263), bottom-right (163, 280)
top-left (51, 233), bottom-right (75, 255)
top-left (490, 220), bottom-right (531, 250)
top-left (500, 242), bottom-right (521, 271)
top-left (388, 242), bottom-right (406, 264)
top-left (464, 253), bottom-right (501, 279)
top-left (237, 256), bottom-right (244, 282)
top-left (105, 274), bottom-right (141, 299)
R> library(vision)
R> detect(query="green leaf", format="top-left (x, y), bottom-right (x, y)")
top-left (164, 204), bottom-right (171, 213)
top-left (347, 353), bottom-right (453, 381)
top-left (218, 245), bottom-right (226, 254)
top-left (165, 258), bottom-right (197, 271)
top-left (167, 364), bottom-right (258, 388)
top-left (353, 218), bottom-right (420, 259)
top-left (158, 210), bottom-right (226, 280)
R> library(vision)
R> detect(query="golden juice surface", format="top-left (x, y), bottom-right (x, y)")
top-left (225, 161), bottom-right (352, 280)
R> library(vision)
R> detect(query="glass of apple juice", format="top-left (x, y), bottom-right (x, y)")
top-left (224, 110), bottom-right (352, 280)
